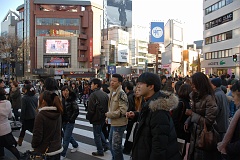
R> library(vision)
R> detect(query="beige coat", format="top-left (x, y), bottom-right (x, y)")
top-left (106, 85), bottom-right (128, 126)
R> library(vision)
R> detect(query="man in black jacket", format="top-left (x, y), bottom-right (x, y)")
top-left (86, 78), bottom-right (109, 156)
top-left (126, 72), bottom-right (181, 160)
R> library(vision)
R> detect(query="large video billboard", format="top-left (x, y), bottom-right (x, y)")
top-left (45, 39), bottom-right (69, 54)
top-left (107, 0), bottom-right (132, 27)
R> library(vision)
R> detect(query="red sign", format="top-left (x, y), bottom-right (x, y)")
top-left (89, 38), bottom-right (93, 62)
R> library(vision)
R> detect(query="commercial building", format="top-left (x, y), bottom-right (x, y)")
top-left (202, 0), bottom-right (240, 77)
top-left (16, 0), bottom-right (102, 79)
top-left (161, 19), bottom-right (184, 76)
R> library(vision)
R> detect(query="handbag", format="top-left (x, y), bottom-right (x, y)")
top-left (21, 150), bottom-right (46, 160)
top-left (196, 119), bottom-right (219, 151)
top-left (10, 116), bottom-right (22, 131)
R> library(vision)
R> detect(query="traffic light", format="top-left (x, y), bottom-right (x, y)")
top-left (233, 54), bottom-right (237, 62)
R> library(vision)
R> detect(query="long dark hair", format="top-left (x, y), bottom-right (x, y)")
top-left (0, 88), bottom-right (6, 100)
top-left (178, 84), bottom-right (192, 100)
top-left (40, 90), bottom-right (63, 114)
top-left (24, 84), bottom-right (36, 96)
top-left (191, 72), bottom-right (215, 102)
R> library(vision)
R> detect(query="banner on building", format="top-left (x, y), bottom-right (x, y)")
top-left (150, 22), bottom-right (164, 43)
top-left (117, 44), bottom-right (128, 63)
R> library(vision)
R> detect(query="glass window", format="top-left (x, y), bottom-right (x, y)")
top-left (221, 33), bottom-right (225, 40)
top-left (212, 36), bottom-right (215, 43)
top-left (226, 0), bottom-right (233, 5)
top-left (215, 35), bottom-right (218, 42)
top-left (226, 31), bottom-right (232, 40)
top-left (218, 1), bottom-right (222, 8)
top-left (214, 51), bottom-right (218, 58)
top-left (222, 0), bottom-right (226, 7)
top-left (225, 49), bottom-right (229, 57)
top-left (212, 5), bottom-right (215, 11)
top-left (59, 18), bottom-right (65, 25)
top-left (215, 3), bottom-right (218, 10)
top-left (221, 50), bottom-right (225, 57)
top-left (218, 34), bottom-right (222, 42)
top-left (45, 18), bottom-right (53, 25)
top-left (53, 18), bottom-right (60, 25)
top-left (229, 49), bottom-right (232, 56)
top-left (218, 51), bottom-right (222, 58)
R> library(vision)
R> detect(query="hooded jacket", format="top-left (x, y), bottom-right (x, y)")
top-left (62, 91), bottom-right (79, 124)
top-left (131, 91), bottom-right (181, 160)
top-left (32, 106), bottom-right (63, 156)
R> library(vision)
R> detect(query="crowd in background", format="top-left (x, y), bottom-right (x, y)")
top-left (0, 71), bottom-right (239, 160)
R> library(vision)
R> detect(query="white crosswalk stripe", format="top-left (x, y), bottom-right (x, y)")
top-left (14, 104), bottom-right (130, 160)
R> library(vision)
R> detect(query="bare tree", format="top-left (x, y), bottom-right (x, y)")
top-left (0, 35), bottom-right (23, 82)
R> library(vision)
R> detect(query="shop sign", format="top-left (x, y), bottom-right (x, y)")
top-left (220, 60), bottom-right (225, 65)
top-left (208, 62), bottom-right (218, 65)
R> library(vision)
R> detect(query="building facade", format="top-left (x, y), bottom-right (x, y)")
top-left (16, 0), bottom-right (102, 79)
top-left (202, 0), bottom-right (240, 77)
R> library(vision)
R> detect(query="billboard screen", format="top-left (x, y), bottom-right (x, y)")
top-left (117, 44), bottom-right (128, 63)
top-left (45, 39), bottom-right (69, 54)
top-left (150, 22), bottom-right (164, 43)
top-left (107, 0), bottom-right (132, 27)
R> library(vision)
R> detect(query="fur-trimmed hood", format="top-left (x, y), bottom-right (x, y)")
top-left (149, 91), bottom-right (179, 112)
top-left (38, 106), bottom-right (60, 120)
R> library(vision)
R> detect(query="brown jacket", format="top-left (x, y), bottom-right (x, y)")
top-left (106, 85), bottom-right (128, 126)
top-left (32, 107), bottom-right (63, 156)
top-left (186, 94), bottom-right (218, 159)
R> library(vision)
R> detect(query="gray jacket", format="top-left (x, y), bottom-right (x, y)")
top-left (214, 87), bottom-right (230, 133)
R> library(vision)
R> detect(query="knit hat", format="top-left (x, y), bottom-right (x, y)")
top-left (211, 78), bottom-right (222, 87)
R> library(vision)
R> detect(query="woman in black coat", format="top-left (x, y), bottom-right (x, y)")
top-left (18, 84), bottom-right (38, 146)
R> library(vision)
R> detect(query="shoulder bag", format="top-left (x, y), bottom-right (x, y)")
top-left (196, 119), bottom-right (220, 151)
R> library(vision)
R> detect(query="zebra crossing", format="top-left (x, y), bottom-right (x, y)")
top-left (11, 104), bottom-right (131, 160)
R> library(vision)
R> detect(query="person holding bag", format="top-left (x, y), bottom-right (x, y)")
top-left (31, 90), bottom-right (63, 159)
top-left (0, 87), bottom-right (20, 159)
top-left (184, 72), bottom-right (219, 160)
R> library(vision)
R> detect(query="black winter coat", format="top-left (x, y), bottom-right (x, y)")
top-left (62, 92), bottom-right (79, 124)
top-left (86, 89), bottom-right (109, 124)
top-left (172, 98), bottom-right (191, 141)
top-left (21, 95), bottom-right (38, 120)
top-left (131, 91), bottom-right (181, 160)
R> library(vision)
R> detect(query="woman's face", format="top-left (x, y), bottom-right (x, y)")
top-left (232, 91), bottom-right (240, 106)
top-left (135, 86), bottom-right (141, 98)
top-left (191, 83), bottom-right (197, 92)
top-left (62, 88), bottom-right (69, 98)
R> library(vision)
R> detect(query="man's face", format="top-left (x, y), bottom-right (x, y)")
top-left (137, 82), bottom-right (152, 97)
top-left (91, 82), bottom-right (97, 90)
top-left (110, 77), bottom-right (121, 90)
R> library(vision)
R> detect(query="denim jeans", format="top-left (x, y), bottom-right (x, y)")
top-left (109, 125), bottom-right (127, 160)
top-left (93, 122), bottom-right (108, 154)
top-left (61, 123), bottom-right (78, 157)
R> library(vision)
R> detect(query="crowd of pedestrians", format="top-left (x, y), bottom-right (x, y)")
top-left (0, 71), bottom-right (240, 160)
